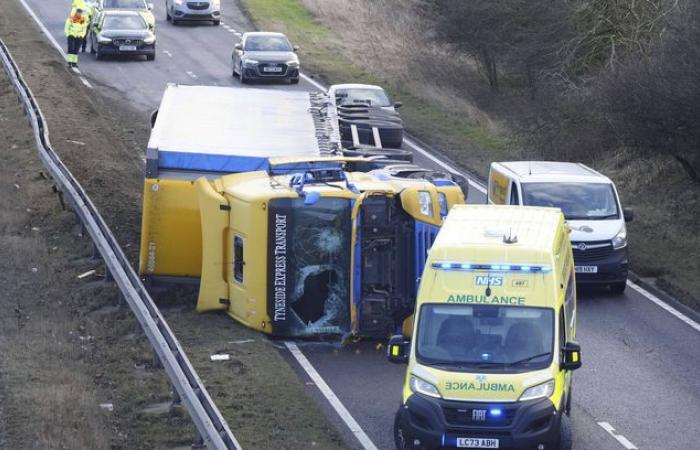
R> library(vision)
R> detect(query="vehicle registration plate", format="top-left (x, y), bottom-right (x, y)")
top-left (119, 45), bottom-right (137, 51)
top-left (263, 66), bottom-right (283, 72)
top-left (456, 437), bottom-right (499, 448)
top-left (575, 266), bottom-right (598, 273)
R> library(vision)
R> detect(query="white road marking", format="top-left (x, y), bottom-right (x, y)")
top-left (185, 71), bottom-right (198, 79)
top-left (628, 280), bottom-right (700, 333)
top-left (228, 29), bottom-right (236, 34)
top-left (234, 32), bottom-right (242, 36)
top-left (598, 422), bottom-right (638, 449)
top-left (163, 50), bottom-right (173, 57)
top-left (17, 0), bottom-right (66, 58)
top-left (284, 342), bottom-right (379, 450)
top-left (79, 76), bottom-right (93, 89)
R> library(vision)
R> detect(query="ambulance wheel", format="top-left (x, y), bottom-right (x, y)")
top-left (610, 281), bottom-right (627, 295)
top-left (393, 409), bottom-right (410, 450)
top-left (558, 413), bottom-right (573, 450)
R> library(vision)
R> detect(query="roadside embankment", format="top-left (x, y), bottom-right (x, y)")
top-left (240, 0), bottom-right (700, 310)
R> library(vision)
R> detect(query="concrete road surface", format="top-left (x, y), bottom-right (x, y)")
top-left (18, 1), bottom-right (700, 449)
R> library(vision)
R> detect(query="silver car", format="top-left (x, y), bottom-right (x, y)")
top-left (232, 32), bottom-right (300, 84)
top-left (165, 0), bottom-right (221, 25)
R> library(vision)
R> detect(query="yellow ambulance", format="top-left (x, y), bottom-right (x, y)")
top-left (388, 205), bottom-right (581, 450)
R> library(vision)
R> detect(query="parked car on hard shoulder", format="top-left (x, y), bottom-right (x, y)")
top-left (93, 0), bottom-right (156, 30)
top-left (90, 10), bottom-right (156, 61)
top-left (232, 32), bottom-right (300, 84)
top-left (166, 0), bottom-right (222, 26)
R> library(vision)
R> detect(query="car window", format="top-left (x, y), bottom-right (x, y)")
top-left (244, 35), bottom-right (292, 52)
top-left (335, 88), bottom-right (392, 107)
top-left (104, 14), bottom-right (147, 30)
top-left (104, 0), bottom-right (146, 9)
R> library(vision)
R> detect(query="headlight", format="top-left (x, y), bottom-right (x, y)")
top-left (143, 36), bottom-right (155, 44)
top-left (97, 36), bottom-right (112, 44)
top-left (612, 225), bottom-right (627, 249)
top-left (438, 192), bottom-right (448, 217)
top-left (286, 60), bottom-right (299, 67)
top-left (409, 375), bottom-right (441, 398)
top-left (243, 59), bottom-right (259, 65)
top-left (418, 191), bottom-right (433, 217)
top-left (519, 380), bottom-right (555, 402)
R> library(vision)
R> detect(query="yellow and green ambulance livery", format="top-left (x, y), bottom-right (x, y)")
top-left (388, 205), bottom-right (581, 450)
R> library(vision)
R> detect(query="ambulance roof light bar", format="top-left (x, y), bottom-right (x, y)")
top-left (432, 262), bottom-right (551, 273)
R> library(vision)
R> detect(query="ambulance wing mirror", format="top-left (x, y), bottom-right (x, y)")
top-left (561, 341), bottom-right (582, 371)
top-left (387, 334), bottom-right (410, 364)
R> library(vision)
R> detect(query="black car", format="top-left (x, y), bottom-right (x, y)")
top-left (232, 32), bottom-right (300, 84)
top-left (90, 10), bottom-right (156, 60)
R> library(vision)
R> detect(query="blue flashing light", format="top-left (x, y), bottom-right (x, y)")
top-left (431, 262), bottom-right (551, 273)
top-left (489, 408), bottom-right (503, 417)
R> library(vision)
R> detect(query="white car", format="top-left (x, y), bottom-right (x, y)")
top-left (165, 0), bottom-right (222, 26)
top-left (328, 84), bottom-right (402, 111)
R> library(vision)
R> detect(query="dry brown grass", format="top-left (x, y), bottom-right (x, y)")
top-left (301, 0), bottom-right (499, 133)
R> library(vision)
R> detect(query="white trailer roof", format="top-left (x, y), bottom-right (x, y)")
top-left (147, 85), bottom-right (336, 175)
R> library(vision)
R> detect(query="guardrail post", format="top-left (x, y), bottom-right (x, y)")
top-left (192, 429), bottom-right (205, 450)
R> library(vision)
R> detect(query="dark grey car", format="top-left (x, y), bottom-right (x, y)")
top-left (232, 32), bottom-right (300, 84)
top-left (90, 10), bottom-right (156, 60)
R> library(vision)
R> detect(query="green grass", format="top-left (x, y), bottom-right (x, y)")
top-left (240, 0), bottom-right (508, 176)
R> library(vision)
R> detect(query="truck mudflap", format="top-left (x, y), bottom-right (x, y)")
top-left (195, 177), bottom-right (229, 312)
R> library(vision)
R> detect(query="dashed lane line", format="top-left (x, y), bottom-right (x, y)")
top-left (185, 71), bottom-right (198, 79)
top-left (163, 50), bottom-right (173, 57)
top-left (284, 342), bottom-right (379, 450)
top-left (598, 422), bottom-right (639, 450)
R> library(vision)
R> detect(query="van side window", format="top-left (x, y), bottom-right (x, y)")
top-left (233, 236), bottom-right (244, 283)
top-left (509, 182), bottom-right (520, 205)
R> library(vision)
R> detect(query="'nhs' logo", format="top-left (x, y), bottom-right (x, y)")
top-left (475, 276), bottom-right (503, 286)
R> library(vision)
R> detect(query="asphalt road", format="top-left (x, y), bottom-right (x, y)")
top-left (19, 1), bottom-right (700, 449)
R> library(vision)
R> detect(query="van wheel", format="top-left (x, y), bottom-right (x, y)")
top-left (558, 413), bottom-right (573, 450)
top-left (393, 409), bottom-right (410, 450)
top-left (610, 281), bottom-right (627, 295)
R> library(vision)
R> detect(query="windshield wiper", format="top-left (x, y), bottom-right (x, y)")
top-left (505, 352), bottom-right (551, 367)
top-left (589, 214), bottom-right (618, 220)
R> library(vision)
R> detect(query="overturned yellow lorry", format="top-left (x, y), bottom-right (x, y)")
top-left (139, 85), bottom-right (467, 338)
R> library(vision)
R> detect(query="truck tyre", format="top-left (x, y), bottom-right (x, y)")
top-left (558, 413), bottom-right (573, 450)
top-left (610, 281), bottom-right (627, 295)
top-left (393, 409), bottom-right (410, 450)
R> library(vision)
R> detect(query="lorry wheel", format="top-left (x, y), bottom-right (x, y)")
top-left (393, 410), bottom-right (410, 450)
top-left (558, 414), bottom-right (573, 450)
top-left (610, 281), bottom-right (627, 295)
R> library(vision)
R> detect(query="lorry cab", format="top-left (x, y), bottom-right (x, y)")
top-left (488, 161), bottom-right (633, 294)
top-left (388, 205), bottom-right (581, 450)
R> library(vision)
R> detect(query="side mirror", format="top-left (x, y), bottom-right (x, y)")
top-left (293, 45), bottom-right (299, 52)
top-left (234, 43), bottom-right (242, 51)
top-left (623, 207), bottom-right (634, 223)
top-left (387, 334), bottom-right (410, 364)
top-left (560, 341), bottom-right (582, 371)
top-left (147, 2), bottom-right (154, 10)
top-left (394, 101), bottom-right (403, 109)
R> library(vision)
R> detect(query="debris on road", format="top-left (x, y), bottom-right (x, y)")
top-left (210, 354), bottom-right (230, 361)
top-left (77, 269), bottom-right (97, 279)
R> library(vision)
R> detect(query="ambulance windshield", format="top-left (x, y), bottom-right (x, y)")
top-left (416, 304), bottom-right (554, 372)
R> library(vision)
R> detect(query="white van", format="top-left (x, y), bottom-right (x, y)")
top-left (488, 162), bottom-right (633, 294)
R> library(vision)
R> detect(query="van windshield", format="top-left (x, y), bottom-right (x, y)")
top-left (416, 304), bottom-right (554, 372)
top-left (521, 182), bottom-right (619, 220)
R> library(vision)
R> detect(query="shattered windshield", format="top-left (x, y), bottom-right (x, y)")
top-left (267, 197), bottom-right (352, 336)
top-left (416, 304), bottom-right (554, 372)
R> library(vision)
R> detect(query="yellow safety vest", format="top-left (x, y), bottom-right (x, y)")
top-left (64, 16), bottom-right (87, 38)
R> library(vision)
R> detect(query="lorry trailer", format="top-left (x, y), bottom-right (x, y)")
top-left (139, 85), bottom-right (467, 338)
